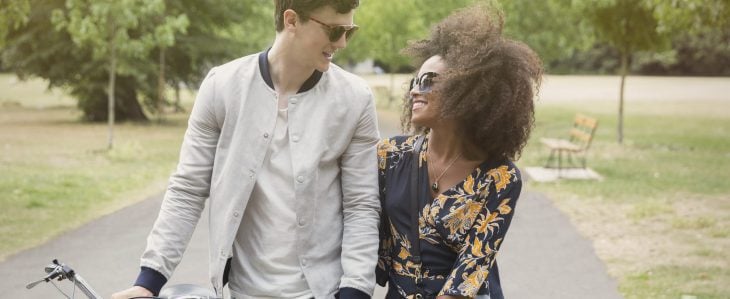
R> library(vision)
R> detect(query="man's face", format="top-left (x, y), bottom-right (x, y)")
top-left (293, 6), bottom-right (356, 72)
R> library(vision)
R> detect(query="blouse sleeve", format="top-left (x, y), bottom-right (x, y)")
top-left (439, 165), bottom-right (522, 297)
top-left (376, 138), bottom-right (393, 286)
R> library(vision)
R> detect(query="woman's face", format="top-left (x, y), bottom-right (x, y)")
top-left (410, 55), bottom-right (447, 128)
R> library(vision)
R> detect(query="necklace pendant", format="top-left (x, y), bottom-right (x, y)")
top-left (431, 182), bottom-right (439, 192)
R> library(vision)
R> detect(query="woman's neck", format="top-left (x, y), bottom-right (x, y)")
top-left (427, 123), bottom-right (484, 162)
top-left (427, 123), bottom-right (463, 161)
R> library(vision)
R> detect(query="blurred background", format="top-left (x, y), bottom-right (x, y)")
top-left (1, 0), bottom-right (728, 298)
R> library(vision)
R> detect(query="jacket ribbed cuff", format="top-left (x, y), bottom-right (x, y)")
top-left (337, 287), bottom-right (370, 299)
top-left (134, 266), bottom-right (167, 296)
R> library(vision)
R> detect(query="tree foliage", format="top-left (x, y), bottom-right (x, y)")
top-left (51, 0), bottom-right (189, 148)
top-left (501, 0), bottom-right (593, 68)
top-left (339, 0), bottom-right (478, 71)
top-left (0, 0), bottom-right (30, 48)
top-left (651, 0), bottom-right (730, 35)
top-left (1, 0), bottom-right (727, 127)
top-left (2, 0), bottom-right (270, 122)
top-left (337, 0), bottom-right (477, 100)
top-left (583, 0), bottom-right (668, 143)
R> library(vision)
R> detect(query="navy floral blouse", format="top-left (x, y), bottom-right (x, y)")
top-left (376, 135), bottom-right (521, 298)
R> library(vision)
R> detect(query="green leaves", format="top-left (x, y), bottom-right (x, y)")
top-left (651, 0), bottom-right (730, 35)
top-left (501, 0), bottom-right (594, 66)
top-left (339, 0), bottom-right (478, 70)
top-left (0, 0), bottom-right (30, 48)
top-left (585, 0), bottom-right (667, 55)
top-left (52, 0), bottom-right (189, 75)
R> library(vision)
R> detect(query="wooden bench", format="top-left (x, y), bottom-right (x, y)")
top-left (540, 114), bottom-right (598, 170)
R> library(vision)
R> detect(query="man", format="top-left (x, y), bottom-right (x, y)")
top-left (111, 1), bottom-right (380, 298)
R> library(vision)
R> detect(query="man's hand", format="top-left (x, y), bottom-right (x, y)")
top-left (111, 286), bottom-right (153, 299)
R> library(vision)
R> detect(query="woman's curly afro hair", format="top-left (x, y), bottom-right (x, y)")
top-left (401, 4), bottom-right (543, 162)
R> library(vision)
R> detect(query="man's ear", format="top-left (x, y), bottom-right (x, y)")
top-left (283, 9), bottom-right (298, 31)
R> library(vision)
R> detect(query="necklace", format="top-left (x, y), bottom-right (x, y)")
top-left (427, 149), bottom-right (463, 192)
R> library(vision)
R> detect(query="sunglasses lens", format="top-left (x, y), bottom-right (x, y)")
top-left (345, 26), bottom-right (357, 41)
top-left (421, 77), bottom-right (433, 92)
top-left (329, 26), bottom-right (358, 42)
top-left (411, 72), bottom-right (438, 93)
top-left (329, 28), bottom-right (344, 42)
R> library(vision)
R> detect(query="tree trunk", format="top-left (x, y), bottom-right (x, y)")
top-left (618, 51), bottom-right (628, 144)
top-left (157, 47), bottom-right (166, 122)
top-left (389, 72), bottom-right (395, 106)
top-left (174, 82), bottom-right (184, 112)
top-left (388, 36), bottom-right (396, 106)
top-left (108, 38), bottom-right (116, 150)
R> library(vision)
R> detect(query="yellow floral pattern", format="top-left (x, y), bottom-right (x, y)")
top-left (376, 135), bottom-right (521, 298)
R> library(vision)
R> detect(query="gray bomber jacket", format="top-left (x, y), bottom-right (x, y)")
top-left (139, 52), bottom-right (381, 298)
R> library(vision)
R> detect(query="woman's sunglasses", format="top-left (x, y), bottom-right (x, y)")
top-left (309, 16), bottom-right (359, 42)
top-left (410, 72), bottom-right (439, 93)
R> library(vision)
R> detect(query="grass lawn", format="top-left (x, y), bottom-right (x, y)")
top-left (0, 74), bottom-right (193, 260)
top-left (518, 99), bottom-right (730, 299)
top-left (1, 73), bottom-right (728, 298)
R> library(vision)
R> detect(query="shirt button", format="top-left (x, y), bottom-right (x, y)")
top-left (292, 135), bottom-right (300, 142)
top-left (298, 217), bottom-right (305, 226)
top-left (296, 176), bottom-right (304, 183)
top-left (263, 133), bottom-right (269, 139)
top-left (290, 97), bottom-right (298, 104)
top-left (233, 211), bottom-right (240, 217)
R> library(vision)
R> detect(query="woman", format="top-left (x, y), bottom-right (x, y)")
top-left (376, 5), bottom-right (542, 299)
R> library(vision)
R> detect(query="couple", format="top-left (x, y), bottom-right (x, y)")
top-left (112, 1), bottom-right (541, 299)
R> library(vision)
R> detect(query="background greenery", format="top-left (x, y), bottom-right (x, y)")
top-left (1, 0), bottom-right (728, 298)
top-left (2, 0), bottom-right (729, 121)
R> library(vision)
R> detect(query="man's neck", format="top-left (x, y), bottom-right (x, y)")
top-left (267, 40), bottom-right (316, 96)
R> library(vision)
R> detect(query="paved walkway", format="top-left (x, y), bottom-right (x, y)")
top-left (0, 111), bottom-right (622, 298)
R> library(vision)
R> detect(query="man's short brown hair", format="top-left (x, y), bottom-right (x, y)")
top-left (274, 0), bottom-right (359, 32)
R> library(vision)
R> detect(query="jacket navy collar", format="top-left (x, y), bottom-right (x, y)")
top-left (258, 48), bottom-right (323, 94)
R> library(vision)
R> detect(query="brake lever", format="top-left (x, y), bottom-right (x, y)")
top-left (25, 267), bottom-right (63, 289)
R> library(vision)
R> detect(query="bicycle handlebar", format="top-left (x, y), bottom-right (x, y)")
top-left (26, 259), bottom-right (103, 299)
top-left (28, 259), bottom-right (221, 299)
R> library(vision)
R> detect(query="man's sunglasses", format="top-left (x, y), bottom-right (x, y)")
top-left (309, 16), bottom-right (359, 42)
top-left (410, 72), bottom-right (439, 93)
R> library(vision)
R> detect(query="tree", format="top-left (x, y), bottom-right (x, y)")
top-left (339, 0), bottom-right (476, 102)
top-left (500, 0), bottom-right (594, 70)
top-left (651, 0), bottom-right (730, 35)
top-left (0, 0), bottom-right (29, 48)
top-left (628, 0), bottom-right (730, 76)
top-left (157, 0), bottom-right (272, 112)
top-left (2, 0), bottom-right (269, 125)
top-left (584, 0), bottom-right (667, 144)
top-left (51, 0), bottom-right (188, 149)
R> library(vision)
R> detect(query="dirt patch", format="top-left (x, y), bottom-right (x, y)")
top-left (548, 193), bottom-right (730, 280)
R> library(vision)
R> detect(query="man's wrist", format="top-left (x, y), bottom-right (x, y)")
top-left (134, 266), bottom-right (167, 296)
top-left (337, 287), bottom-right (370, 299)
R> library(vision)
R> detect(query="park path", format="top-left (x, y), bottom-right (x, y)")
top-left (0, 110), bottom-right (622, 299)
